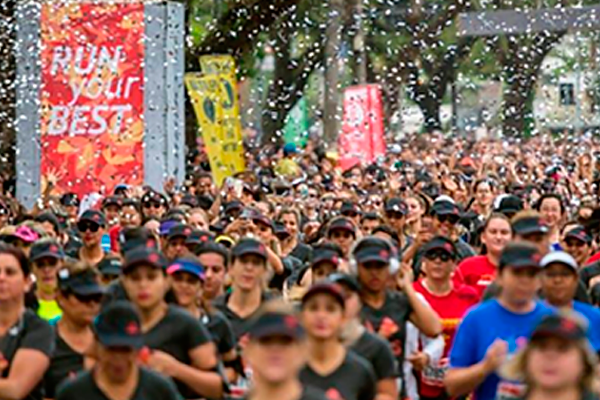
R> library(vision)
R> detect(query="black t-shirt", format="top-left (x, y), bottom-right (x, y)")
top-left (213, 291), bottom-right (279, 342)
top-left (201, 310), bottom-right (236, 355)
top-left (244, 385), bottom-right (328, 400)
top-left (360, 290), bottom-right (412, 389)
top-left (299, 351), bottom-right (377, 400)
top-left (291, 242), bottom-right (312, 266)
top-left (580, 262), bottom-right (600, 288)
top-left (0, 309), bottom-right (54, 400)
top-left (144, 306), bottom-right (212, 398)
top-left (45, 328), bottom-right (85, 398)
top-left (56, 367), bottom-right (182, 400)
top-left (350, 330), bottom-right (398, 380)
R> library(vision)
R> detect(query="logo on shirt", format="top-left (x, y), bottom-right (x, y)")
top-left (325, 388), bottom-right (344, 400)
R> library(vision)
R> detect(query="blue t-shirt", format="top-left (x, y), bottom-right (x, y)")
top-left (449, 299), bottom-right (554, 400)
top-left (573, 301), bottom-right (600, 352)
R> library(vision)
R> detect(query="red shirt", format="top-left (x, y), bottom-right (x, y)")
top-left (109, 225), bottom-right (121, 253)
top-left (586, 252), bottom-right (600, 265)
top-left (454, 255), bottom-right (496, 299)
top-left (413, 280), bottom-right (479, 398)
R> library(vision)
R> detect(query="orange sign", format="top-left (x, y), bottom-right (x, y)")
top-left (40, 2), bottom-right (145, 197)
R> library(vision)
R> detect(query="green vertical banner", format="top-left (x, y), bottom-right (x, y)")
top-left (283, 98), bottom-right (309, 146)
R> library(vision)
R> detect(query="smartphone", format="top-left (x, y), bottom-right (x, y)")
top-left (226, 177), bottom-right (244, 198)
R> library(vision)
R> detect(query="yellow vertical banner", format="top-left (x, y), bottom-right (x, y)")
top-left (200, 55), bottom-right (246, 177)
top-left (184, 73), bottom-right (230, 185)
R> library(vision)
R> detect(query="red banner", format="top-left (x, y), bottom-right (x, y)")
top-left (339, 85), bottom-right (386, 171)
top-left (40, 2), bottom-right (145, 198)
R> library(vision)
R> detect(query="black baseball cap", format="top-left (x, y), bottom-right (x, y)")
top-left (431, 200), bottom-right (461, 216)
top-left (252, 213), bottom-right (273, 230)
top-left (422, 236), bottom-right (458, 259)
top-left (97, 256), bottom-right (123, 276)
top-left (311, 247), bottom-right (342, 269)
top-left (180, 194), bottom-right (199, 208)
top-left (301, 282), bottom-right (346, 309)
top-left (193, 241), bottom-right (229, 261)
top-left (512, 216), bottom-right (549, 236)
top-left (273, 222), bottom-right (291, 240)
top-left (499, 242), bottom-right (542, 270)
top-left (353, 237), bottom-right (393, 264)
top-left (231, 238), bottom-right (267, 260)
top-left (186, 230), bottom-right (215, 246)
top-left (102, 196), bottom-right (122, 209)
top-left (30, 240), bottom-right (65, 262)
top-left (93, 301), bottom-right (144, 349)
top-left (141, 190), bottom-right (168, 206)
top-left (167, 224), bottom-right (193, 241)
top-left (60, 193), bottom-right (79, 207)
top-left (79, 210), bottom-right (106, 227)
top-left (224, 201), bottom-right (243, 216)
top-left (384, 198), bottom-right (408, 215)
top-left (531, 314), bottom-right (586, 342)
top-left (328, 273), bottom-right (360, 293)
top-left (340, 202), bottom-right (361, 216)
top-left (123, 247), bottom-right (167, 273)
top-left (495, 195), bottom-right (523, 215)
top-left (327, 217), bottom-right (357, 237)
top-left (119, 228), bottom-right (159, 255)
top-left (248, 312), bottom-right (305, 341)
top-left (58, 268), bottom-right (105, 296)
top-left (565, 226), bottom-right (592, 244)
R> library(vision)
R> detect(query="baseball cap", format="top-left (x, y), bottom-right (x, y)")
top-left (60, 193), bottom-right (79, 207)
top-left (353, 237), bottom-right (393, 264)
top-left (186, 230), bottom-right (215, 247)
top-left (273, 222), bottom-right (291, 240)
top-left (193, 241), bottom-right (229, 260)
top-left (340, 202), bottom-right (361, 217)
top-left (384, 198), bottom-right (408, 215)
top-left (512, 216), bottom-right (549, 236)
top-left (167, 224), bottom-right (193, 241)
top-left (540, 251), bottom-right (578, 271)
top-left (328, 273), bottom-right (360, 293)
top-left (231, 238), bottom-right (267, 260)
top-left (30, 240), bottom-right (65, 262)
top-left (119, 228), bottom-right (159, 255)
top-left (123, 247), bottom-right (167, 273)
top-left (531, 314), bottom-right (586, 342)
top-left (311, 246), bottom-right (342, 269)
top-left (494, 194), bottom-right (523, 215)
top-left (431, 200), bottom-right (461, 216)
top-left (283, 143), bottom-right (298, 156)
top-left (12, 226), bottom-right (40, 244)
top-left (499, 242), bottom-right (542, 270)
top-left (248, 312), bottom-right (304, 341)
top-left (301, 282), bottom-right (346, 309)
top-left (224, 201), bottom-right (243, 216)
top-left (141, 190), bottom-right (168, 206)
top-left (79, 210), bottom-right (106, 227)
top-left (180, 194), bottom-right (199, 208)
top-left (102, 196), bottom-right (123, 209)
top-left (327, 217), bottom-right (357, 237)
top-left (93, 301), bottom-right (144, 349)
top-left (159, 219), bottom-right (179, 237)
top-left (167, 258), bottom-right (205, 281)
top-left (58, 268), bottom-right (105, 296)
top-left (565, 226), bottom-right (592, 244)
top-left (252, 213), bottom-right (273, 230)
top-left (97, 256), bottom-right (123, 276)
top-left (422, 236), bottom-right (458, 259)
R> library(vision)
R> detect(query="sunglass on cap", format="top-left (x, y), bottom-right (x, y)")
top-left (436, 214), bottom-right (459, 225)
top-left (143, 201), bottom-right (163, 209)
top-left (73, 293), bottom-right (103, 304)
top-left (424, 251), bottom-right (452, 262)
top-left (77, 221), bottom-right (100, 233)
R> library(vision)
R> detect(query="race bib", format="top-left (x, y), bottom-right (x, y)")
top-left (496, 380), bottom-right (525, 400)
top-left (422, 357), bottom-right (449, 387)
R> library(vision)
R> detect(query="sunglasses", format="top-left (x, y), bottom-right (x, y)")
top-left (425, 251), bottom-right (452, 262)
top-left (77, 222), bottom-right (101, 233)
top-left (342, 211), bottom-right (359, 218)
top-left (386, 212), bottom-right (405, 220)
top-left (35, 258), bottom-right (59, 269)
top-left (73, 292), bottom-right (103, 304)
top-left (143, 202), bottom-right (163, 209)
top-left (436, 214), bottom-right (459, 225)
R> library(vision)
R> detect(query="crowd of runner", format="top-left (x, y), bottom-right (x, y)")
top-left (1, 132), bottom-right (600, 400)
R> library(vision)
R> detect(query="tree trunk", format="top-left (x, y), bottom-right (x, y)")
top-left (323, 0), bottom-right (344, 146)
top-left (0, 0), bottom-right (16, 172)
top-left (419, 94), bottom-right (443, 132)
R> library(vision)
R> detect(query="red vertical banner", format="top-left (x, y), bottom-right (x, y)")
top-left (368, 85), bottom-right (386, 160)
top-left (339, 85), bottom-right (372, 171)
top-left (339, 84), bottom-right (386, 171)
top-left (40, 2), bottom-right (145, 198)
